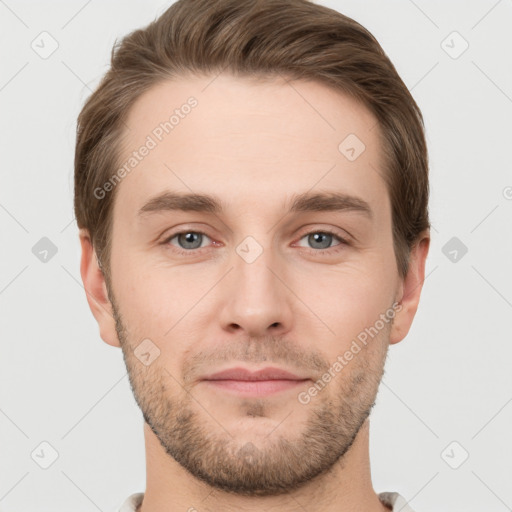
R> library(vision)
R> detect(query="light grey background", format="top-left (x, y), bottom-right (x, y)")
top-left (1, 0), bottom-right (511, 511)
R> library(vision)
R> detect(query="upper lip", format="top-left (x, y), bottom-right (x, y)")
top-left (202, 367), bottom-right (308, 381)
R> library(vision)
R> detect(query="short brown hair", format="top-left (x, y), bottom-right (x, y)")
top-left (74, 0), bottom-right (429, 283)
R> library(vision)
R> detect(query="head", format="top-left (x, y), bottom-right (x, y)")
top-left (76, 0), bottom-right (430, 497)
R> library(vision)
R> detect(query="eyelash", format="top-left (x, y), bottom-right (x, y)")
top-left (161, 228), bottom-right (350, 257)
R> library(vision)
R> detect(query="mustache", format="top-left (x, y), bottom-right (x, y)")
top-left (181, 336), bottom-right (330, 383)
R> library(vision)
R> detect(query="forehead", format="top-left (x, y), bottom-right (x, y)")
top-left (114, 73), bottom-right (388, 218)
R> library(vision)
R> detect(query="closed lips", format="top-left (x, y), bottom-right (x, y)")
top-left (203, 367), bottom-right (309, 381)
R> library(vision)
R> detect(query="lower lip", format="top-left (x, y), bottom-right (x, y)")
top-left (203, 379), bottom-right (309, 396)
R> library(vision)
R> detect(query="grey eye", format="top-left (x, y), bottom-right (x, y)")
top-left (297, 232), bottom-right (339, 250)
top-left (172, 232), bottom-right (209, 250)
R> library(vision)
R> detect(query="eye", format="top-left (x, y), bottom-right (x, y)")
top-left (164, 231), bottom-right (212, 253)
top-left (295, 229), bottom-right (348, 253)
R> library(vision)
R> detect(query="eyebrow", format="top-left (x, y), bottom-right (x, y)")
top-left (137, 190), bottom-right (373, 219)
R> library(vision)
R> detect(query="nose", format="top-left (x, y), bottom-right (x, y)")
top-left (218, 240), bottom-right (294, 338)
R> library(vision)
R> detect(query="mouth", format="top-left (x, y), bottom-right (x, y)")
top-left (200, 366), bottom-right (310, 397)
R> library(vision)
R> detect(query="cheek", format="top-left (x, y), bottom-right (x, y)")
top-left (111, 258), bottom-right (167, 338)
top-left (296, 259), bottom-right (396, 343)
top-left (112, 253), bottom-right (212, 344)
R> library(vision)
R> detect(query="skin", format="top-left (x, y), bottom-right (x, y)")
top-left (79, 74), bottom-right (429, 512)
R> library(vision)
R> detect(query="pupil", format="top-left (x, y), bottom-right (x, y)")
top-left (181, 232), bottom-right (200, 248)
top-left (310, 232), bottom-right (330, 249)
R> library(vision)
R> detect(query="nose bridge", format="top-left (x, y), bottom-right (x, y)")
top-left (235, 235), bottom-right (276, 295)
top-left (220, 233), bottom-right (292, 335)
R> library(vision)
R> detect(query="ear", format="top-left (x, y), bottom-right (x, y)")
top-left (79, 228), bottom-right (121, 348)
top-left (389, 229), bottom-right (430, 345)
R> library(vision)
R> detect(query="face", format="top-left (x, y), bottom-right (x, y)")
top-left (95, 74), bottom-right (410, 495)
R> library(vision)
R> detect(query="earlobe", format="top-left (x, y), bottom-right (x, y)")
top-left (79, 229), bottom-right (121, 348)
top-left (389, 229), bottom-right (430, 345)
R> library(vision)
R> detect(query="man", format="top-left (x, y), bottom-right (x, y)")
top-left (75, 0), bottom-right (430, 510)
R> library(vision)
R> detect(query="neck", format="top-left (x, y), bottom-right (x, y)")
top-left (138, 418), bottom-right (390, 512)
